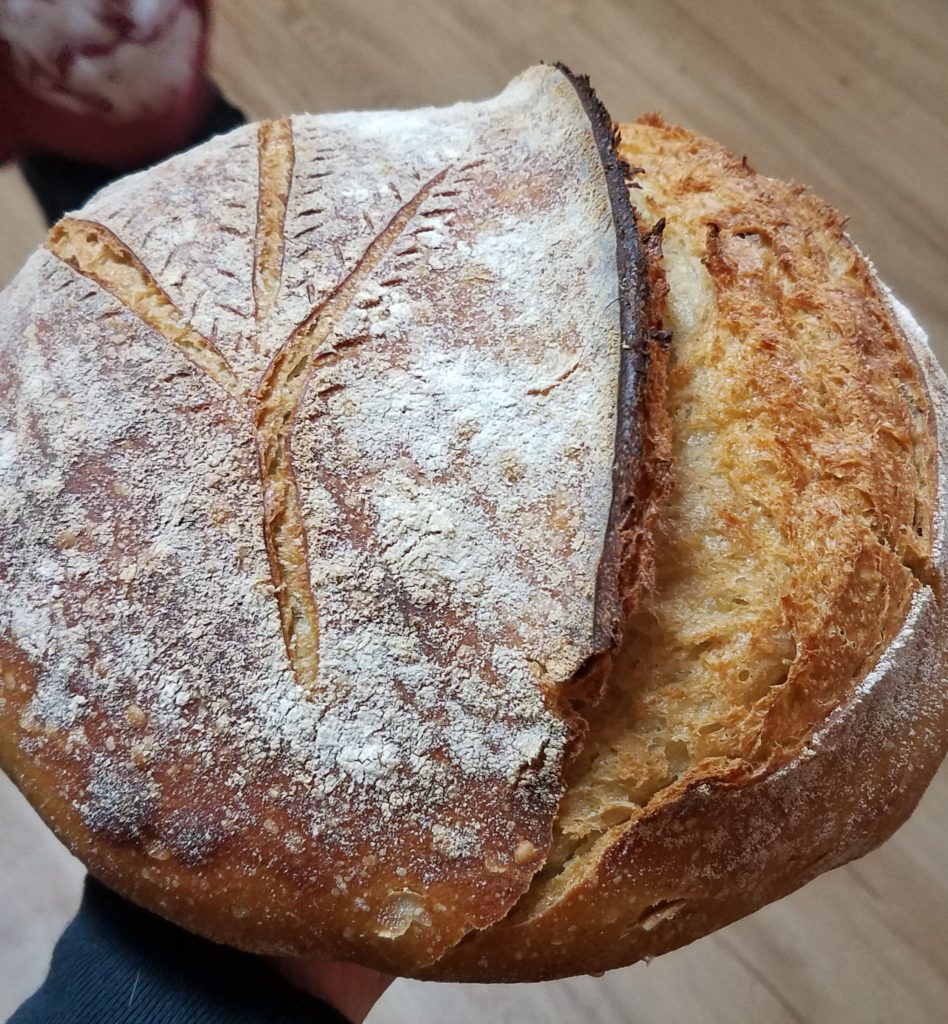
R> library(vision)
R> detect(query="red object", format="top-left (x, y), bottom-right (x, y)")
top-left (0, 0), bottom-right (213, 167)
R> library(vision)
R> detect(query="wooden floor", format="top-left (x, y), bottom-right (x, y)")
top-left (1, 1), bottom-right (946, 1021)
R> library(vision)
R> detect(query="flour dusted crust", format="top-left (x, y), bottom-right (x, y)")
top-left (0, 66), bottom-right (652, 970)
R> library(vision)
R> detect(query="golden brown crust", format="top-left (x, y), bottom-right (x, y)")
top-left (421, 119), bottom-right (947, 981)
top-left (1, 97), bottom-right (945, 982)
top-left (423, 573), bottom-right (948, 981)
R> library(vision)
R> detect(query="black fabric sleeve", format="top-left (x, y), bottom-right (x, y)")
top-left (9, 878), bottom-right (349, 1024)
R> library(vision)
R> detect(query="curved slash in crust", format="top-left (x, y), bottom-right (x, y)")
top-left (253, 118), bottom-right (295, 322)
top-left (253, 166), bottom-right (451, 693)
top-left (46, 166), bottom-right (450, 699)
top-left (47, 219), bottom-right (242, 399)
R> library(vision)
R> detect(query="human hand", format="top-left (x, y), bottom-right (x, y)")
top-left (273, 955), bottom-right (395, 1023)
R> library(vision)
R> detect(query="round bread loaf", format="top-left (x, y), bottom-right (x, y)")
top-left (1, 69), bottom-right (946, 981)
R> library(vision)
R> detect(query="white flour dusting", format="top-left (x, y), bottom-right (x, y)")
top-left (0, 66), bottom-right (631, 952)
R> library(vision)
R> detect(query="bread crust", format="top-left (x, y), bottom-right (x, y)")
top-left (423, 440), bottom-right (948, 978)
top-left (1, 92), bottom-right (945, 982)
top-left (0, 68), bottom-right (652, 972)
top-left (420, 125), bottom-right (948, 980)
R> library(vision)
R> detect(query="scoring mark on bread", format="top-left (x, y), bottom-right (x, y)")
top-left (526, 361), bottom-right (581, 397)
top-left (47, 220), bottom-right (241, 399)
top-left (254, 166), bottom-right (451, 692)
top-left (47, 152), bottom-right (454, 699)
top-left (253, 118), bottom-right (295, 323)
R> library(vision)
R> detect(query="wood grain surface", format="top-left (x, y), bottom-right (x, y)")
top-left (1, 1), bottom-right (946, 1022)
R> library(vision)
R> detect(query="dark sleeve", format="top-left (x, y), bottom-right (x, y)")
top-left (10, 878), bottom-right (350, 1024)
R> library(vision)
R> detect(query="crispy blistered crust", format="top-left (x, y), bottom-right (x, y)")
top-left (421, 124), bottom-right (948, 981)
top-left (424, 521), bottom-right (948, 980)
top-left (424, 570), bottom-right (948, 981)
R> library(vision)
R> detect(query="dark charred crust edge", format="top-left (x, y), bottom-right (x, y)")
top-left (555, 64), bottom-right (652, 656)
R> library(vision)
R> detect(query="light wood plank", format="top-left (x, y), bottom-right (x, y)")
top-left (0, 775), bottom-right (84, 1022)
top-left (0, 167), bottom-right (46, 287)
